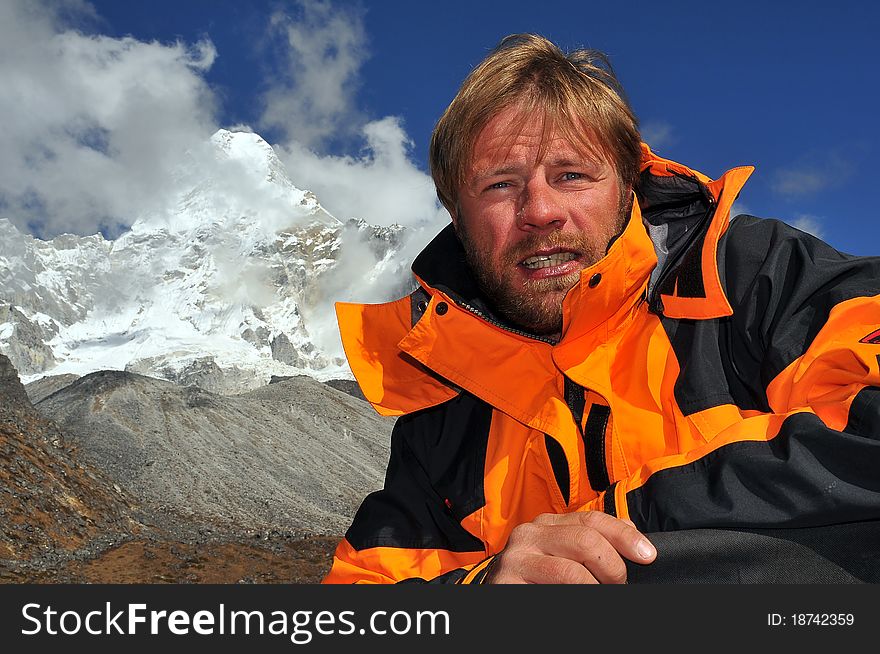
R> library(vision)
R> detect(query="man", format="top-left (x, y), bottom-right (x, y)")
top-left (323, 34), bottom-right (880, 584)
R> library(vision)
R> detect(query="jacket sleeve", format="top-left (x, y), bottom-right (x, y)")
top-left (322, 394), bottom-right (495, 584)
top-left (583, 216), bottom-right (880, 532)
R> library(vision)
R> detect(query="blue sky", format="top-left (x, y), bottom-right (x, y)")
top-left (2, 0), bottom-right (878, 255)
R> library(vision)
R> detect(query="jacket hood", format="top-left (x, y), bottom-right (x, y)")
top-left (337, 145), bottom-right (753, 416)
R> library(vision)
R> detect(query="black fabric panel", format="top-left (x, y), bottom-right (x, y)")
top-left (345, 393), bottom-right (490, 552)
top-left (626, 412), bottom-right (880, 533)
top-left (662, 216), bottom-right (880, 417)
top-left (637, 171), bottom-right (707, 232)
top-left (637, 170), bottom-right (714, 307)
top-left (563, 377), bottom-right (586, 428)
top-left (626, 522), bottom-right (880, 583)
top-left (584, 404), bottom-right (611, 491)
top-left (844, 386), bottom-right (880, 438)
top-left (661, 315), bottom-right (769, 415)
top-left (671, 228), bottom-right (707, 298)
top-left (722, 215), bottom-right (880, 398)
top-left (544, 434), bottom-right (570, 506)
top-left (397, 568), bottom-right (469, 584)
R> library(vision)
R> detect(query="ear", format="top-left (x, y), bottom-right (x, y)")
top-left (449, 202), bottom-right (461, 229)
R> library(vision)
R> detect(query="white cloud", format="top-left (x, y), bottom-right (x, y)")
top-left (771, 153), bottom-right (854, 197)
top-left (790, 214), bottom-right (825, 239)
top-left (257, 1), bottom-right (447, 235)
top-left (730, 200), bottom-right (751, 219)
top-left (260, 1), bottom-right (448, 295)
top-left (640, 120), bottom-right (675, 151)
top-left (0, 0), bottom-right (447, 242)
top-left (0, 0), bottom-right (218, 237)
top-left (256, 2), bottom-right (450, 356)
top-left (258, 0), bottom-right (368, 151)
top-left (278, 117), bottom-right (446, 231)
top-left (771, 168), bottom-right (827, 196)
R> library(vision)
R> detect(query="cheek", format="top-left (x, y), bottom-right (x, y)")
top-left (465, 212), bottom-right (514, 254)
top-left (573, 188), bottom-right (623, 234)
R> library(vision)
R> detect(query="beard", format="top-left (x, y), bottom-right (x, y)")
top-left (456, 200), bottom-right (630, 337)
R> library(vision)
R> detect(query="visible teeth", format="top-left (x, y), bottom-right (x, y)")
top-left (522, 252), bottom-right (577, 269)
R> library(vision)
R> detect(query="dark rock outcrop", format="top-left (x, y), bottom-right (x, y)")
top-left (270, 374), bottom-right (368, 403)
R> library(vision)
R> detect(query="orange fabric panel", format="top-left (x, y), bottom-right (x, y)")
top-left (765, 294), bottom-right (880, 430)
top-left (640, 142), bottom-right (714, 186)
top-left (479, 412), bottom-right (583, 552)
top-left (336, 298), bottom-right (458, 416)
top-left (322, 538), bottom-right (486, 585)
top-left (556, 200), bottom-right (656, 345)
top-left (559, 291), bottom-right (684, 485)
top-left (397, 296), bottom-right (568, 434)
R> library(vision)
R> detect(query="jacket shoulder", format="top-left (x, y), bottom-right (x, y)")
top-left (721, 214), bottom-right (880, 308)
top-left (717, 213), bottom-right (880, 390)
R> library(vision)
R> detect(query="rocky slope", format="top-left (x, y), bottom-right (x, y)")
top-left (0, 354), bottom-right (135, 580)
top-left (35, 370), bottom-right (392, 537)
top-left (1, 355), bottom-right (394, 583)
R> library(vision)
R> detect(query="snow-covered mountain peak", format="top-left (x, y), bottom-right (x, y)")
top-left (128, 128), bottom-right (339, 238)
top-left (0, 129), bottom-right (411, 392)
top-left (210, 129), bottom-right (286, 182)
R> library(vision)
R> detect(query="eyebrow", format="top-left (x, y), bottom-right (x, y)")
top-left (471, 164), bottom-right (523, 182)
top-left (471, 156), bottom-right (602, 183)
top-left (545, 155), bottom-right (602, 169)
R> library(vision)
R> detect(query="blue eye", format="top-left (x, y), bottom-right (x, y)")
top-left (562, 172), bottom-right (583, 181)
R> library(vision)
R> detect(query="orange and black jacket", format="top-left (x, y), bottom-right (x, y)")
top-left (323, 146), bottom-right (880, 584)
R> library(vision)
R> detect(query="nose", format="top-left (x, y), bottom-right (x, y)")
top-left (517, 178), bottom-right (565, 231)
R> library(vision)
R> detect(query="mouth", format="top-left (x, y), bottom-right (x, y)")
top-left (516, 248), bottom-right (583, 282)
top-left (520, 251), bottom-right (579, 270)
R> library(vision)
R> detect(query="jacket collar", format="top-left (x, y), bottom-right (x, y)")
top-left (637, 144), bottom-right (753, 319)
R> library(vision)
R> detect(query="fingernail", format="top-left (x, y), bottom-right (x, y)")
top-left (637, 539), bottom-right (656, 560)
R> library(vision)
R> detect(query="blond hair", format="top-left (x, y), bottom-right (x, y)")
top-left (430, 34), bottom-right (641, 215)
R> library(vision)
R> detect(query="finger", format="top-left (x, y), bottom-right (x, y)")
top-left (572, 511), bottom-right (657, 564)
top-left (534, 524), bottom-right (628, 584)
top-left (517, 553), bottom-right (599, 585)
top-left (532, 512), bottom-right (565, 525)
top-left (517, 512), bottom-right (656, 564)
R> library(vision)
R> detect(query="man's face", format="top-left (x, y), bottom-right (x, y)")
top-left (454, 105), bottom-right (628, 336)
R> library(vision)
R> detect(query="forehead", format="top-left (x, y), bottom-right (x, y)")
top-left (467, 105), bottom-right (606, 175)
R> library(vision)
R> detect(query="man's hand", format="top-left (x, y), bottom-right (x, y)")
top-left (484, 511), bottom-right (656, 584)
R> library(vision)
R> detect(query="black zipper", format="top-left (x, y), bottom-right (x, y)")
top-left (583, 403), bottom-right (612, 491)
top-left (457, 300), bottom-right (558, 345)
